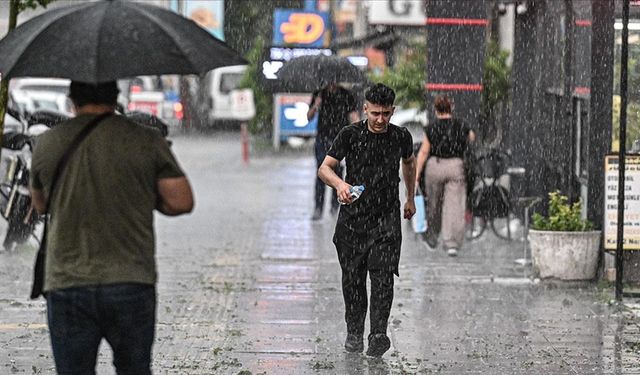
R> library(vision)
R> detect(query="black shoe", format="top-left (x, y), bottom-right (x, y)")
top-left (311, 209), bottom-right (322, 221)
top-left (421, 233), bottom-right (438, 249)
top-left (344, 333), bottom-right (364, 353)
top-left (366, 333), bottom-right (391, 357)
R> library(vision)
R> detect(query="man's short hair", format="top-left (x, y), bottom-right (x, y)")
top-left (365, 83), bottom-right (395, 106)
top-left (69, 81), bottom-right (119, 107)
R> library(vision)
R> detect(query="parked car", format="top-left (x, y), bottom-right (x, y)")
top-left (10, 77), bottom-right (70, 94)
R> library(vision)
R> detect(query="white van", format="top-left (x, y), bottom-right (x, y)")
top-left (198, 65), bottom-right (252, 127)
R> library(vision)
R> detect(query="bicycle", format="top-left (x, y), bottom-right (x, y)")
top-left (465, 148), bottom-right (525, 241)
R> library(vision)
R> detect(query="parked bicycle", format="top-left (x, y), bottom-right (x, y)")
top-left (465, 148), bottom-right (525, 241)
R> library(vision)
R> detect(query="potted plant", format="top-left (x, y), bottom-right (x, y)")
top-left (529, 191), bottom-right (601, 280)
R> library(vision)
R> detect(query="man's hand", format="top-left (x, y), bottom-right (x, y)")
top-left (313, 96), bottom-right (322, 108)
top-left (336, 181), bottom-right (353, 205)
top-left (404, 199), bottom-right (416, 220)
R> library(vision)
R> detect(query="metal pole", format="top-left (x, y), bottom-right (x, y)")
top-left (241, 122), bottom-right (249, 165)
top-left (616, 0), bottom-right (629, 301)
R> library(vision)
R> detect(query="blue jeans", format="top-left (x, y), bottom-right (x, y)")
top-left (46, 283), bottom-right (156, 375)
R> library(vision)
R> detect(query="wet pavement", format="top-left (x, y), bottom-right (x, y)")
top-left (1, 132), bottom-right (639, 374)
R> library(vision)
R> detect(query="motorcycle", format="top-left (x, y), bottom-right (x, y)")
top-left (0, 108), bottom-right (68, 250)
top-left (0, 108), bottom-right (169, 250)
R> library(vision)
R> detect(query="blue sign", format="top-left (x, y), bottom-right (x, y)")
top-left (273, 94), bottom-right (318, 144)
top-left (273, 9), bottom-right (330, 47)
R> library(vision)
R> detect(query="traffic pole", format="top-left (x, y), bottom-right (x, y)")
top-left (241, 122), bottom-right (249, 166)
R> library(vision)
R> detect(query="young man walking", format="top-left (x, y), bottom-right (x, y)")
top-left (318, 83), bottom-right (416, 357)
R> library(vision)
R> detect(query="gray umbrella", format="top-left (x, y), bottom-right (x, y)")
top-left (276, 55), bottom-right (368, 92)
top-left (0, 0), bottom-right (247, 83)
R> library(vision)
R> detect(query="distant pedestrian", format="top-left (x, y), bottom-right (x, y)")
top-left (30, 81), bottom-right (194, 374)
top-left (415, 94), bottom-right (475, 257)
top-left (318, 83), bottom-right (416, 357)
top-left (308, 82), bottom-right (359, 221)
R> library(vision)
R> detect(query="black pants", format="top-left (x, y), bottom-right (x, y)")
top-left (314, 137), bottom-right (342, 213)
top-left (334, 225), bottom-right (398, 336)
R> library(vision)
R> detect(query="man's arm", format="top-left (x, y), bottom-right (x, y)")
top-left (156, 176), bottom-right (194, 216)
top-left (415, 135), bottom-right (431, 184)
top-left (318, 155), bottom-right (353, 204)
top-left (30, 188), bottom-right (46, 215)
top-left (307, 94), bottom-right (321, 121)
top-left (402, 155), bottom-right (417, 219)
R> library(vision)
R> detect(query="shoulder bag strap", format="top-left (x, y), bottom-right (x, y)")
top-left (44, 112), bottom-right (112, 213)
top-left (30, 112), bottom-right (111, 300)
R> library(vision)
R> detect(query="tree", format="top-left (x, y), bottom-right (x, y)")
top-left (239, 35), bottom-right (272, 135)
top-left (0, 0), bottom-right (55, 141)
top-left (371, 39), bottom-right (427, 111)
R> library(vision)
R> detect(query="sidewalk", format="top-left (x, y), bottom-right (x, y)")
top-left (0, 133), bottom-right (639, 374)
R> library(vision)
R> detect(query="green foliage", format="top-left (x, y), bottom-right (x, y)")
top-left (611, 95), bottom-right (640, 151)
top-left (238, 36), bottom-right (271, 134)
top-left (369, 39), bottom-right (510, 116)
top-left (481, 40), bottom-right (511, 118)
top-left (532, 191), bottom-right (594, 231)
top-left (370, 40), bottom-right (427, 111)
top-left (15, 0), bottom-right (55, 13)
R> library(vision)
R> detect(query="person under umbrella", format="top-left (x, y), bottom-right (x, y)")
top-left (0, 1), bottom-right (246, 373)
top-left (307, 81), bottom-right (359, 220)
top-left (30, 81), bottom-right (194, 374)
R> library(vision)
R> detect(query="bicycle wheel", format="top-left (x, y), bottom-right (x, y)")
top-left (490, 216), bottom-right (513, 241)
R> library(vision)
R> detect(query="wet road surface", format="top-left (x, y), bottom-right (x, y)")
top-left (1, 132), bottom-right (639, 374)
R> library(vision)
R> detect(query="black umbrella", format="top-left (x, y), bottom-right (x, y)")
top-left (276, 55), bottom-right (368, 92)
top-left (0, 0), bottom-right (246, 83)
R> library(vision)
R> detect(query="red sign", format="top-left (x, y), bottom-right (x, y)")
top-left (128, 101), bottom-right (159, 116)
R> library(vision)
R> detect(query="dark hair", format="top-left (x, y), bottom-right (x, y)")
top-left (365, 83), bottom-right (395, 106)
top-left (434, 95), bottom-right (452, 114)
top-left (69, 81), bottom-right (119, 107)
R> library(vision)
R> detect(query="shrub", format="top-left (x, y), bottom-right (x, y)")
top-left (532, 191), bottom-right (594, 231)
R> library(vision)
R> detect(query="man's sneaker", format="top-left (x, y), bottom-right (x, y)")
top-left (344, 333), bottom-right (364, 353)
top-left (447, 248), bottom-right (458, 257)
top-left (311, 209), bottom-right (322, 221)
top-left (366, 333), bottom-right (391, 357)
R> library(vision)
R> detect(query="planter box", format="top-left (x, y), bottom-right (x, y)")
top-left (529, 230), bottom-right (601, 280)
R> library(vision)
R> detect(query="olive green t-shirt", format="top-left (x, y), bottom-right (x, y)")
top-left (30, 114), bottom-right (185, 292)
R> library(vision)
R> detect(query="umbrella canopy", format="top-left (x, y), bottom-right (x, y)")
top-left (276, 55), bottom-right (368, 92)
top-left (0, 0), bottom-right (247, 83)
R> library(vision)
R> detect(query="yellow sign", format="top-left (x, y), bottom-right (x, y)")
top-left (280, 13), bottom-right (325, 44)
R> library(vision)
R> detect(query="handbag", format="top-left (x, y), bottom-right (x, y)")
top-left (30, 113), bottom-right (111, 299)
top-left (412, 187), bottom-right (427, 234)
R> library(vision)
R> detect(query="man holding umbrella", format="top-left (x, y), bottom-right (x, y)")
top-left (307, 81), bottom-right (359, 220)
top-left (29, 81), bottom-right (194, 373)
top-left (0, 1), bottom-right (247, 373)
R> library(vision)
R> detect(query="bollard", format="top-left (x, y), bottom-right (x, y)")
top-left (241, 122), bottom-right (249, 165)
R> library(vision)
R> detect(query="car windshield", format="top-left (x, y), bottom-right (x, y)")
top-left (220, 73), bottom-right (243, 94)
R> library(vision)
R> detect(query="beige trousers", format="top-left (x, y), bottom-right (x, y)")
top-left (424, 157), bottom-right (466, 249)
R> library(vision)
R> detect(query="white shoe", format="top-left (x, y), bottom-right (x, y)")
top-left (447, 248), bottom-right (458, 257)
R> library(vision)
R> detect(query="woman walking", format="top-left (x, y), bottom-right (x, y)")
top-left (415, 95), bottom-right (475, 256)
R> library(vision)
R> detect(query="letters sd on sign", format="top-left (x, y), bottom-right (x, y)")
top-left (272, 9), bottom-right (330, 48)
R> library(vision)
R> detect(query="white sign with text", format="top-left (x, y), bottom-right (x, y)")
top-left (604, 155), bottom-right (640, 250)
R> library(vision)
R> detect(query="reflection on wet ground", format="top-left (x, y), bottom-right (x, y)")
top-left (0, 134), bottom-right (638, 374)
